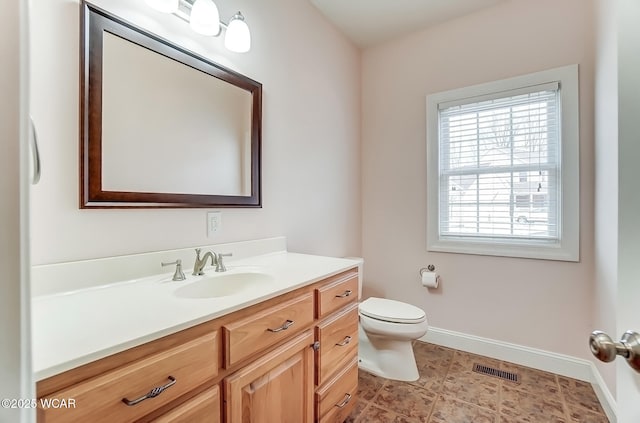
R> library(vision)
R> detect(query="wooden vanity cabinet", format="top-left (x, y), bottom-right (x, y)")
top-left (313, 271), bottom-right (360, 421)
top-left (224, 330), bottom-right (315, 422)
top-left (315, 357), bottom-right (359, 423)
top-left (315, 303), bottom-right (359, 386)
top-left (151, 385), bottom-right (220, 423)
top-left (223, 292), bottom-right (315, 367)
top-left (36, 267), bottom-right (359, 423)
top-left (37, 332), bottom-right (220, 423)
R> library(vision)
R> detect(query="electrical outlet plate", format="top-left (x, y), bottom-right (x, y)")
top-left (207, 211), bottom-right (222, 237)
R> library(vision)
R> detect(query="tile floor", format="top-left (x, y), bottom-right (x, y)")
top-left (347, 342), bottom-right (609, 423)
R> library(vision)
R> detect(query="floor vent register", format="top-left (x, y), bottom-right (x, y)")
top-left (472, 363), bottom-right (520, 383)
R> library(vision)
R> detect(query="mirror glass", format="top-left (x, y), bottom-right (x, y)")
top-left (102, 32), bottom-right (253, 196)
top-left (81, 3), bottom-right (262, 208)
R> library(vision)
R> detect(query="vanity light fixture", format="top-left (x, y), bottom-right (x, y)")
top-left (224, 12), bottom-right (250, 53)
top-left (189, 0), bottom-right (220, 36)
top-left (146, 0), bottom-right (251, 53)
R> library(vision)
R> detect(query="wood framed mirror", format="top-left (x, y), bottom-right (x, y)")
top-left (81, 2), bottom-right (262, 208)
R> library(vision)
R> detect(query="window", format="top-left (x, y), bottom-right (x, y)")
top-left (426, 65), bottom-right (579, 261)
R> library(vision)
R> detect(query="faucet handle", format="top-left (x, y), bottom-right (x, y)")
top-left (161, 259), bottom-right (186, 281)
top-left (215, 253), bottom-right (232, 272)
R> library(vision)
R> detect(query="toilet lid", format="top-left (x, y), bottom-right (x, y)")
top-left (359, 297), bottom-right (426, 324)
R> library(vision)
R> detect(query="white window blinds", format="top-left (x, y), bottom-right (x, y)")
top-left (437, 83), bottom-right (561, 243)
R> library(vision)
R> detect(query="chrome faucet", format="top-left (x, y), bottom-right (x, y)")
top-left (192, 248), bottom-right (233, 275)
top-left (215, 253), bottom-right (232, 272)
top-left (161, 259), bottom-right (186, 281)
top-left (193, 248), bottom-right (216, 276)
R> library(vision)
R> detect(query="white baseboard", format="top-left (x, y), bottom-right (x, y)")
top-left (589, 362), bottom-right (617, 423)
top-left (420, 327), bottom-right (616, 422)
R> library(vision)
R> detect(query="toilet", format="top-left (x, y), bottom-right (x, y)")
top-left (349, 258), bottom-right (429, 382)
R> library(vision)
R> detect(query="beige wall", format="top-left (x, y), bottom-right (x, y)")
top-left (361, 0), bottom-right (596, 360)
top-left (593, 0), bottom-right (618, 397)
top-left (30, 0), bottom-right (361, 264)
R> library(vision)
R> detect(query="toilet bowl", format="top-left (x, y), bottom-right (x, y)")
top-left (343, 257), bottom-right (429, 382)
top-left (358, 297), bottom-right (428, 382)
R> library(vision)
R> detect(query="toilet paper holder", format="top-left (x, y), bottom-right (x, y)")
top-left (419, 265), bottom-right (436, 275)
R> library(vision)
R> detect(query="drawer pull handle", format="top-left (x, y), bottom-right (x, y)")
top-left (335, 290), bottom-right (352, 298)
top-left (267, 319), bottom-right (294, 333)
top-left (335, 393), bottom-right (352, 408)
top-left (122, 376), bottom-right (176, 406)
top-left (336, 336), bottom-right (352, 347)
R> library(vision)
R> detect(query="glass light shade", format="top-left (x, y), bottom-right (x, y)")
top-left (190, 0), bottom-right (220, 36)
top-left (224, 13), bottom-right (251, 53)
top-left (145, 0), bottom-right (179, 13)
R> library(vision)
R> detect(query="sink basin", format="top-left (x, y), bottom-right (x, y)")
top-left (174, 272), bottom-right (275, 299)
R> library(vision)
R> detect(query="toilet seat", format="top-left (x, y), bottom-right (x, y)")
top-left (359, 297), bottom-right (426, 324)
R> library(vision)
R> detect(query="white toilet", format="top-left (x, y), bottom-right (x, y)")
top-left (349, 259), bottom-right (429, 382)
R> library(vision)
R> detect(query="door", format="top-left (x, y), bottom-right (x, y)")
top-left (0, 0), bottom-right (33, 422)
top-left (591, 1), bottom-right (640, 420)
top-left (616, 0), bottom-right (640, 421)
top-left (224, 330), bottom-right (314, 423)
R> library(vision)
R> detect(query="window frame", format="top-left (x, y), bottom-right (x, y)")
top-left (426, 65), bottom-right (580, 262)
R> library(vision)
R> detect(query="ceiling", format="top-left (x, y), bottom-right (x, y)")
top-left (309, 0), bottom-right (508, 48)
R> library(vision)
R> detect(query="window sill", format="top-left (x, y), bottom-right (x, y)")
top-left (427, 238), bottom-right (579, 262)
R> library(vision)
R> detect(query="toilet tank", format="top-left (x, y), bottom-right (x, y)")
top-left (344, 257), bottom-right (364, 300)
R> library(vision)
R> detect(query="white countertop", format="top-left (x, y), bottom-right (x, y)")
top-left (32, 251), bottom-right (359, 381)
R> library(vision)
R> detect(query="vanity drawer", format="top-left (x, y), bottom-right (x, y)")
top-left (315, 303), bottom-right (359, 386)
top-left (38, 331), bottom-right (218, 423)
top-left (152, 385), bottom-right (220, 423)
top-left (223, 292), bottom-right (314, 367)
top-left (315, 271), bottom-right (358, 319)
top-left (315, 356), bottom-right (358, 423)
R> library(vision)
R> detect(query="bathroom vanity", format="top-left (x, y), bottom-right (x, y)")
top-left (32, 240), bottom-right (359, 422)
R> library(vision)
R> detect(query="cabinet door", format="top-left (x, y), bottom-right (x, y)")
top-left (152, 385), bottom-right (220, 423)
top-left (315, 357), bottom-right (358, 423)
top-left (315, 303), bottom-right (359, 386)
top-left (224, 330), bottom-right (314, 423)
